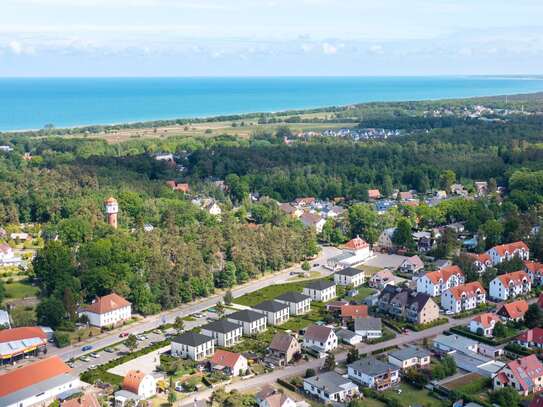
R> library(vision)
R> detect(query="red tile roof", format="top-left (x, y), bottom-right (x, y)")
top-left (491, 241), bottom-right (529, 257)
top-left (343, 236), bottom-right (369, 251)
top-left (518, 328), bottom-right (543, 346)
top-left (497, 270), bottom-right (530, 286)
top-left (122, 370), bottom-right (146, 394)
top-left (501, 355), bottom-right (543, 392)
top-left (0, 326), bottom-right (47, 343)
top-left (471, 312), bottom-right (500, 328)
top-left (448, 281), bottom-right (486, 301)
top-left (104, 197), bottom-right (117, 204)
top-left (468, 252), bottom-right (491, 264)
top-left (340, 304), bottom-right (369, 319)
top-left (0, 356), bottom-right (71, 397)
top-left (499, 299), bottom-right (529, 320)
top-left (525, 260), bottom-right (543, 274)
top-left (62, 393), bottom-right (101, 407)
top-left (83, 293), bottom-right (130, 315)
top-left (210, 350), bottom-right (243, 369)
top-left (424, 265), bottom-right (464, 285)
top-left (304, 325), bottom-right (334, 342)
top-left (368, 189), bottom-right (381, 199)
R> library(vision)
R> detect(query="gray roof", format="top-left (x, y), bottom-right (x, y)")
top-left (276, 291), bottom-right (311, 303)
top-left (389, 347), bottom-right (430, 362)
top-left (200, 319), bottom-right (240, 334)
top-left (335, 267), bottom-right (364, 277)
top-left (336, 329), bottom-right (361, 341)
top-left (354, 317), bottom-right (382, 331)
top-left (172, 331), bottom-right (213, 347)
top-left (348, 357), bottom-right (398, 377)
top-left (305, 280), bottom-right (335, 291)
top-left (433, 334), bottom-right (478, 353)
top-left (303, 371), bottom-right (354, 394)
top-left (0, 373), bottom-right (78, 406)
top-left (227, 309), bottom-right (266, 323)
top-left (253, 300), bottom-right (289, 313)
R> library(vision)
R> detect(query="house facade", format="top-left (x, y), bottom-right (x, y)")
top-left (303, 325), bottom-right (337, 353)
top-left (268, 332), bottom-right (301, 365)
top-left (516, 328), bottom-right (543, 350)
top-left (487, 241), bottom-right (530, 266)
top-left (388, 347), bottom-right (431, 370)
top-left (441, 282), bottom-right (486, 314)
top-left (416, 266), bottom-right (465, 297)
top-left (171, 332), bottom-right (214, 361)
top-left (340, 304), bottom-right (368, 324)
top-left (334, 267), bottom-right (365, 287)
top-left (354, 317), bottom-right (382, 340)
top-left (493, 355), bottom-right (543, 396)
top-left (227, 309), bottom-right (267, 335)
top-left (303, 280), bottom-right (336, 302)
top-left (210, 350), bottom-right (248, 376)
top-left (378, 286), bottom-right (439, 324)
top-left (348, 357), bottom-right (400, 391)
top-left (469, 313), bottom-right (501, 337)
top-left (120, 370), bottom-right (156, 400)
top-left (275, 292), bottom-right (311, 315)
top-left (252, 300), bottom-right (290, 326)
top-left (525, 260), bottom-right (543, 286)
top-left (489, 271), bottom-right (531, 300)
top-left (399, 255), bottom-right (424, 274)
top-left (497, 299), bottom-right (529, 322)
top-left (303, 371), bottom-right (359, 403)
top-left (200, 319), bottom-right (243, 347)
top-left (79, 293), bottom-right (131, 328)
top-left (369, 269), bottom-right (397, 289)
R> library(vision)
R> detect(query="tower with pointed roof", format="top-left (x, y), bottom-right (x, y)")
top-left (104, 197), bottom-right (118, 229)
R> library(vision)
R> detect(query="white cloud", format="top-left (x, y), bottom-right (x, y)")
top-left (322, 42), bottom-right (337, 55)
top-left (368, 44), bottom-right (384, 55)
top-left (7, 40), bottom-right (34, 55)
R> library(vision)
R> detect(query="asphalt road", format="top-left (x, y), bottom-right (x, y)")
top-left (49, 245), bottom-right (340, 363)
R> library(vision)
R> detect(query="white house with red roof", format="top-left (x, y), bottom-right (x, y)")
top-left (497, 299), bottom-right (529, 322)
top-left (467, 252), bottom-right (493, 273)
top-left (489, 271), bottom-right (531, 301)
top-left (469, 313), bottom-right (500, 337)
top-left (493, 354), bottom-right (543, 396)
top-left (326, 236), bottom-right (373, 271)
top-left (486, 241), bottom-right (529, 266)
top-left (79, 293), bottom-right (131, 328)
top-left (525, 260), bottom-right (543, 286)
top-left (303, 325), bottom-right (337, 353)
top-left (0, 356), bottom-right (80, 407)
top-left (441, 281), bottom-right (486, 314)
top-left (416, 266), bottom-right (464, 297)
top-left (210, 349), bottom-right (248, 376)
top-left (114, 370), bottom-right (157, 405)
top-left (516, 328), bottom-right (543, 350)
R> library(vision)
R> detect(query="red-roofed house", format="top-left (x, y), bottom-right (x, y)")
top-left (0, 356), bottom-right (80, 407)
top-left (517, 328), bottom-right (543, 350)
top-left (326, 236), bottom-right (373, 270)
top-left (467, 252), bottom-right (492, 273)
top-left (416, 266), bottom-right (465, 297)
top-left (368, 189), bottom-right (381, 200)
top-left (489, 271), bottom-right (531, 300)
top-left (79, 293), bottom-right (131, 328)
top-left (166, 181), bottom-right (190, 193)
top-left (493, 354), bottom-right (543, 396)
top-left (210, 349), bottom-right (248, 376)
top-left (497, 299), bottom-right (529, 322)
top-left (293, 197), bottom-right (316, 207)
top-left (441, 282), bottom-right (486, 314)
top-left (487, 241), bottom-right (530, 266)
top-left (122, 370), bottom-right (156, 399)
top-left (61, 392), bottom-right (101, 407)
top-left (340, 304), bottom-right (368, 324)
top-left (525, 260), bottom-right (543, 286)
top-left (469, 313), bottom-right (500, 337)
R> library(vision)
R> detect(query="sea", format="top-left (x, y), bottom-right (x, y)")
top-left (1, 76), bottom-right (543, 132)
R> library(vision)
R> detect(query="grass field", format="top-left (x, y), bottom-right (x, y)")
top-left (348, 286), bottom-right (376, 303)
top-left (4, 281), bottom-right (40, 299)
top-left (381, 383), bottom-right (447, 407)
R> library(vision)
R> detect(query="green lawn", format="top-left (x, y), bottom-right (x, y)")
top-left (346, 286), bottom-right (376, 303)
top-left (4, 281), bottom-right (40, 299)
top-left (381, 383), bottom-right (447, 407)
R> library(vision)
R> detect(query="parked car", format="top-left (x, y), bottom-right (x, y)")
top-left (90, 352), bottom-right (100, 358)
top-left (119, 332), bottom-right (129, 338)
top-left (104, 348), bottom-right (114, 353)
top-left (81, 345), bottom-right (93, 352)
top-left (80, 356), bottom-right (90, 362)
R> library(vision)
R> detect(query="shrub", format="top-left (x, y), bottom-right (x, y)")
top-left (53, 332), bottom-right (70, 348)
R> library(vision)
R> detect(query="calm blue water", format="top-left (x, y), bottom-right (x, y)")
top-left (1, 76), bottom-right (543, 131)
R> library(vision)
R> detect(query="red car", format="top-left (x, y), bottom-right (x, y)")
top-left (119, 332), bottom-right (129, 338)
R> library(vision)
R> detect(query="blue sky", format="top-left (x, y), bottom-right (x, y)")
top-left (1, 0), bottom-right (542, 76)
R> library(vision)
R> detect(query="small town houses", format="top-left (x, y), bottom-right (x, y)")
top-left (115, 370), bottom-right (157, 406)
top-left (441, 282), bottom-right (486, 314)
top-left (469, 313), bottom-right (501, 337)
top-left (200, 319), bottom-right (243, 347)
top-left (387, 347), bottom-right (431, 370)
top-left (78, 293), bottom-right (131, 328)
top-left (416, 265), bottom-right (465, 297)
top-left (378, 286), bottom-right (440, 325)
top-left (171, 331), bottom-right (214, 361)
top-left (467, 252), bottom-right (493, 273)
top-left (334, 267), bottom-right (365, 287)
top-left (494, 354), bottom-right (543, 396)
top-left (252, 300), bottom-right (290, 326)
top-left (256, 386), bottom-right (297, 407)
top-left (303, 371), bottom-right (359, 403)
top-left (340, 304), bottom-right (368, 324)
top-left (347, 357), bottom-right (400, 391)
top-left (516, 328), bottom-right (543, 350)
top-left (227, 309), bottom-right (267, 336)
top-left (267, 332), bottom-right (301, 366)
top-left (354, 317), bottom-right (383, 340)
top-left (486, 241), bottom-right (530, 266)
top-left (303, 325), bottom-right (337, 353)
top-left (489, 270), bottom-right (531, 301)
top-left (210, 350), bottom-right (248, 377)
top-left (326, 236), bottom-right (373, 271)
top-left (275, 292), bottom-right (311, 315)
top-left (303, 280), bottom-right (336, 302)
top-left (525, 260), bottom-right (543, 286)
top-left (497, 299), bottom-right (529, 322)
top-left (399, 255), bottom-right (424, 274)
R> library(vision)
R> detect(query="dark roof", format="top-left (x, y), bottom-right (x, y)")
top-left (276, 291), bottom-right (311, 303)
top-left (354, 317), bottom-right (382, 331)
top-left (305, 325), bottom-right (334, 342)
top-left (305, 280), bottom-right (335, 291)
top-left (348, 357), bottom-right (398, 376)
top-left (269, 332), bottom-right (297, 352)
top-left (172, 331), bottom-right (213, 347)
top-left (378, 286), bottom-right (432, 310)
top-left (336, 267), bottom-right (364, 277)
top-left (201, 319), bottom-right (240, 334)
top-left (227, 309), bottom-right (266, 323)
top-left (389, 346), bottom-right (430, 361)
top-left (253, 300), bottom-right (289, 313)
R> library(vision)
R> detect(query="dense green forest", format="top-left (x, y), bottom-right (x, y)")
top-left (2, 93), bottom-right (543, 330)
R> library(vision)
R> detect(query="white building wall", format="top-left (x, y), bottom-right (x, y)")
top-left (5, 377), bottom-right (80, 407)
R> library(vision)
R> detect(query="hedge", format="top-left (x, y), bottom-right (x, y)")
top-left (448, 326), bottom-right (517, 346)
top-left (277, 378), bottom-right (298, 392)
top-left (410, 317), bottom-right (448, 331)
